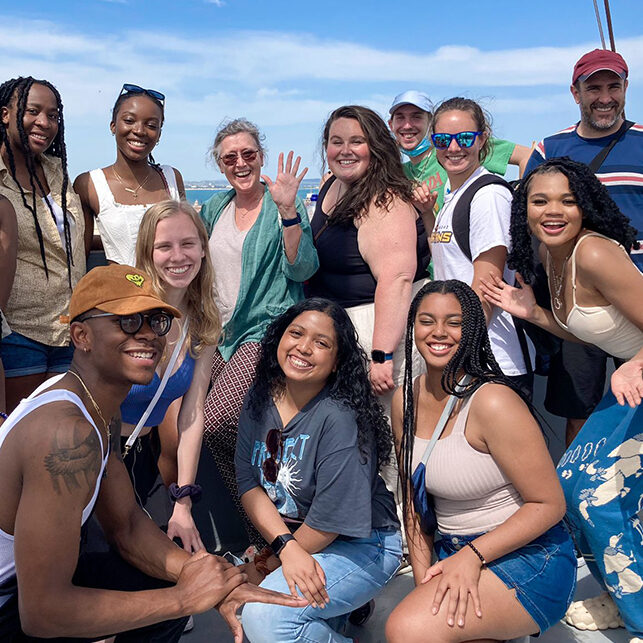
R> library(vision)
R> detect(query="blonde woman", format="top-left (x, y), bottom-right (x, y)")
top-left (118, 199), bottom-right (221, 551)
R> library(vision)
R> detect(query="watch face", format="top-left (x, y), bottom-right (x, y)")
top-left (371, 350), bottom-right (385, 363)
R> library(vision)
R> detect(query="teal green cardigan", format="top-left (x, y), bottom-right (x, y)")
top-left (200, 186), bottom-right (319, 361)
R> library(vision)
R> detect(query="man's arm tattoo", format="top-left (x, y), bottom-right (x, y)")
top-left (44, 419), bottom-right (102, 494)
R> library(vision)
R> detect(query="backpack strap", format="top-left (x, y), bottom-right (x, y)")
top-left (451, 174), bottom-right (512, 262)
top-left (587, 120), bottom-right (635, 173)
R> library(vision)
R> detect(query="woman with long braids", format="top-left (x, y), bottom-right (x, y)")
top-left (236, 298), bottom-right (401, 643)
top-left (386, 280), bottom-right (575, 642)
top-left (0, 77), bottom-right (87, 412)
top-left (74, 84), bottom-right (184, 267)
top-left (481, 157), bottom-right (643, 641)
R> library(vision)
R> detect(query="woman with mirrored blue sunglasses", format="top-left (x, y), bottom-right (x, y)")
top-left (419, 97), bottom-right (533, 395)
top-left (73, 83), bottom-right (185, 267)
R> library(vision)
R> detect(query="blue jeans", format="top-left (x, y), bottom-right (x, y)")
top-left (557, 391), bottom-right (643, 637)
top-left (242, 527), bottom-right (402, 643)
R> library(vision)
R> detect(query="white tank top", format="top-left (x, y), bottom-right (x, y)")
top-left (90, 165), bottom-right (180, 266)
top-left (550, 233), bottom-right (643, 360)
top-left (0, 376), bottom-right (109, 607)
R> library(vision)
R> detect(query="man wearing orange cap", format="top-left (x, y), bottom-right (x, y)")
top-left (0, 264), bottom-right (304, 642)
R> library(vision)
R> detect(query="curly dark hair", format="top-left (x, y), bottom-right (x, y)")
top-left (431, 97), bottom-right (492, 164)
top-left (248, 297), bottom-right (392, 470)
top-left (399, 280), bottom-right (533, 517)
top-left (508, 157), bottom-right (640, 284)
top-left (321, 105), bottom-right (414, 224)
top-left (0, 77), bottom-right (73, 285)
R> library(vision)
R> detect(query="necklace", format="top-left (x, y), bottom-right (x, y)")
top-left (67, 370), bottom-right (111, 445)
top-left (549, 252), bottom-right (572, 311)
top-left (112, 165), bottom-right (155, 199)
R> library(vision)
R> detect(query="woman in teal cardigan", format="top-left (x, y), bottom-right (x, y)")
top-left (200, 118), bottom-right (318, 546)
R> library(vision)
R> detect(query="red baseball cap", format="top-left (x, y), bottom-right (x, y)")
top-left (572, 49), bottom-right (628, 84)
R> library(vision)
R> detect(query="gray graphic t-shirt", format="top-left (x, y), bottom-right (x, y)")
top-left (235, 388), bottom-right (399, 538)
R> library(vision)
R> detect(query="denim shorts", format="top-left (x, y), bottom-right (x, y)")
top-left (435, 521), bottom-right (576, 635)
top-left (0, 331), bottom-right (74, 377)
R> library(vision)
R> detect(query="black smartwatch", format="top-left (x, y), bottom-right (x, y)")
top-left (270, 533), bottom-right (295, 557)
top-left (371, 350), bottom-right (394, 364)
top-left (281, 212), bottom-right (302, 227)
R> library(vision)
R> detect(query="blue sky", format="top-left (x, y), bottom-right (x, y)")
top-left (2, 0), bottom-right (642, 181)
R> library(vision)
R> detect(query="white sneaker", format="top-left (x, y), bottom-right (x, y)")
top-left (565, 592), bottom-right (624, 631)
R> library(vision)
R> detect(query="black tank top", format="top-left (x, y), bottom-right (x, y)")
top-left (306, 176), bottom-right (430, 307)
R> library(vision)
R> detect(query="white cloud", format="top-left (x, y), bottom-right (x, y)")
top-left (205, 0), bottom-right (225, 5)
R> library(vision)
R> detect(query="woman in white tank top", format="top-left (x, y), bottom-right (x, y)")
top-left (387, 280), bottom-right (575, 642)
top-left (74, 84), bottom-right (184, 267)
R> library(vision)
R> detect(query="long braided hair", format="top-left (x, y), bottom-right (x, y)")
top-left (508, 157), bottom-right (640, 284)
top-left (399, 280), bottom-right (530, 516)
top-left (0, 77), bottom-right (73, 285)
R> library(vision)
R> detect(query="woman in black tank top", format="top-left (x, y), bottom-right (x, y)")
top-left (307, 105), bottom-right (429, 399)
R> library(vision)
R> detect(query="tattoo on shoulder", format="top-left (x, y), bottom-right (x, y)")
top-left (44, 417), bottom-right (102, 495)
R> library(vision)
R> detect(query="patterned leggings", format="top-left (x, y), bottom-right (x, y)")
top-left (203, 342), bottom-right (264, 548)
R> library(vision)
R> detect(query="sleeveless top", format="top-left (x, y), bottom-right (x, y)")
top-left (411, 387), bottom-right (523, 535)
top-left (550, 232), bottom-right (643, 360)
top-left (0, 377), bottom-right (109, 607)
top-left (90, 165), bottom-right (180, 266)
top-left (120, 351), bottom-right (196, 427)
top-left (307, 176), bottom-right (430, 307)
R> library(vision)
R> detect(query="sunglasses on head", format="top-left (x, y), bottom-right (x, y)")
top-left (431, 131), bottom-right (482, 150)
top-left (120, 84), bottom-right (166, 107)
top-left (262, 428), bottom-right (283, 484)
top-left (220, 149), bottom-right (259, 167)
top-left (77, 311), bottom-right (173, 337)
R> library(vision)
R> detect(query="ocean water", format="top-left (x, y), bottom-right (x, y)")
top-left (186, 187), bottom-right (317, 205)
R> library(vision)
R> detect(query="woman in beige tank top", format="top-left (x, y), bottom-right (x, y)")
top-left (387, 279), bottom-right (576, 642)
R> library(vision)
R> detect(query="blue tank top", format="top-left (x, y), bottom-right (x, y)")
top-left (120, 352), bottom-right (196, 426)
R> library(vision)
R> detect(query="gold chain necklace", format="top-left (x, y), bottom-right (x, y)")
top-left (549, 252), bottom-right (572, 311)
top-left (67, 370), bottom-right (111, 446)
top-left (112, 165), bottom-right (154, 199)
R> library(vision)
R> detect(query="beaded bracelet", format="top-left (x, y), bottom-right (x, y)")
top-left (0, 412), bottom-right (7, 420)
top-left (467, 541), bottom-right (487, 568)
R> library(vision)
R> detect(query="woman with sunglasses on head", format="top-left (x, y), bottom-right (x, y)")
top-left (416, 97), bottom-right (532, 396)
top-left (0, 77), bottom-right (87, 413)
top-left (481, 158), bottom-right (643, 640)
top-left (114, 199), bottom-right (221, 553)
top-left (386, 280), bottom-right (576, 643)
top-left (74, 84), bottom-right (185, 267)
top-left (200, 118), bottom-right (318, 548)
top-left (236, 298), bottom-right (401, 642)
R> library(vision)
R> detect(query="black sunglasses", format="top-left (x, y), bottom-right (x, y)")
top-left (120, 84), bottom-right (166, 106)
top-left (262, 428), bottom-right (283, 484)
top-left (77, 311), bottom-right (173, 337)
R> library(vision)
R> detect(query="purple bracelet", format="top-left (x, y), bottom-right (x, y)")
top-left (0, 412), bottom-right (8, 420)
top-left (168, 483), bottom-right (202, 503)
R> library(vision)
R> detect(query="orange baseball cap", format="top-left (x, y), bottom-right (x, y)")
top-left (69, 264), bottom-right (181, 321)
